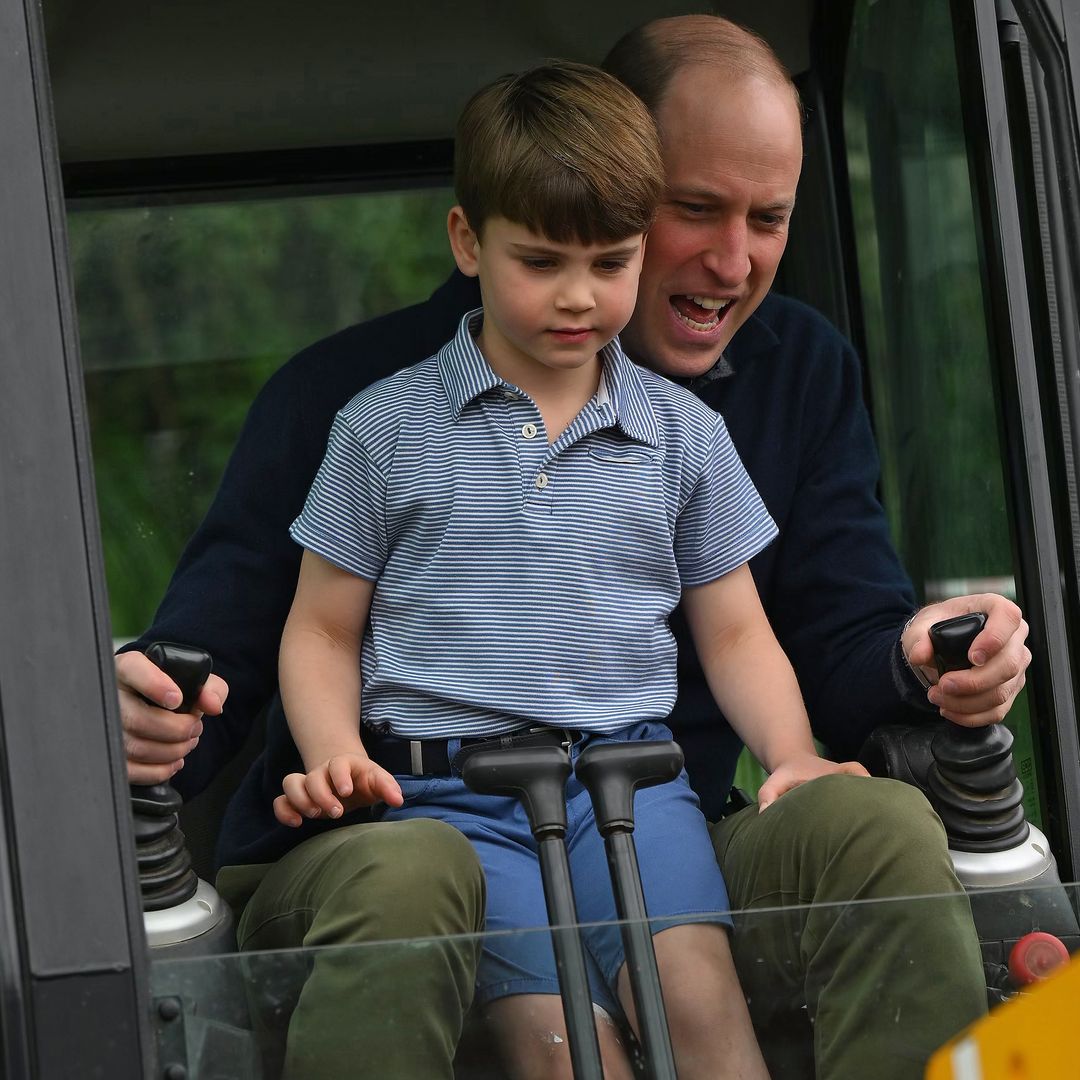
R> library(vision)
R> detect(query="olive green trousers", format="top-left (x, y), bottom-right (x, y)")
top-left (217, 775), bottom-right (985, 1079)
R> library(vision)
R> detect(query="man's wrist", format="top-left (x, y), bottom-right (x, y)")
top-left (900, 611), bottom-right (933, 690)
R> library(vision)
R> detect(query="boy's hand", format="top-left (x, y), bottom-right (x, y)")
top-left (274, 754), bottom-right (404, 827)
top-left (116, 651), bottom-right (228, 784)
top-left (757, 753), bottom-right (869, 813)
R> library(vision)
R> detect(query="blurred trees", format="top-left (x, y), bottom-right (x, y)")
top-left (71, 188), bottom-right (454, 638)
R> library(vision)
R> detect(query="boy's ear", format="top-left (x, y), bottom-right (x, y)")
top-left (447, 206), bottom-right (481, 278)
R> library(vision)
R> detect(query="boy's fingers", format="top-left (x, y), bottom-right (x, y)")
top-left (328, 757), bottom-right (355, 799)
top-left (371, 766), bottom-right (403, 807)
top-left (282, 772), bottom-right (322, 818)
top-left (273, 794), bottom-right (304, 828)
top-left (303, 768), bottom-right (343, 818)
top-left (837, 760), bottom-right (870, 778)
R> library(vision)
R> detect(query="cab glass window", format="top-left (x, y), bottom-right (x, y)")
top-left (70, 188), bottom-right (454, 643)
top-left (842, 0), bottom-right (1041, 821)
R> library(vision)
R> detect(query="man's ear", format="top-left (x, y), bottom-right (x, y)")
top-left (447, 206), bottom-right (481, 277)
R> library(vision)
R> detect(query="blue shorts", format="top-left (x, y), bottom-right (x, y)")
top-left (379, 721), bottom-right (731, 1016)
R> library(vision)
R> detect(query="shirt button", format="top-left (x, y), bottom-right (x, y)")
top-left (535, 473), bottom-right (550, 489)
top-left (521, 423), bottom-right (538, 440)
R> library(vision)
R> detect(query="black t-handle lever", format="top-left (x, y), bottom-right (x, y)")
top-left (462, 745), bottom-right (604, 1080)
top-left (575, 742), bottom-right (681, 1080)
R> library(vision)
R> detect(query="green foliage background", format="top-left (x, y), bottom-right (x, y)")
top-left (71, 188), bottom-right (455, 640)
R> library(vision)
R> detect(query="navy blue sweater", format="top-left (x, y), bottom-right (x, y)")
top-left (130, 272), bottom-right (932, 866)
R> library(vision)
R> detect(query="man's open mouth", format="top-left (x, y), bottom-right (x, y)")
top-left (671, 295), bottom-right (733, 332)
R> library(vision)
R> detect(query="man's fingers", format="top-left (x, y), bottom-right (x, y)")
top-left (128, 758), bottom-right (185, 785)
top-left (123, 729), bottom-right (199, 764)
top-left (115, 650), bottom-right (185, 710)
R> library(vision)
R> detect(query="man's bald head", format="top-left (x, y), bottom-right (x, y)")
top-left (602, 14), bottom-right (802, 121)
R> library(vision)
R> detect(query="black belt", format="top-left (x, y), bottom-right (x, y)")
top-left (365, 725), bottom-right (577, 777)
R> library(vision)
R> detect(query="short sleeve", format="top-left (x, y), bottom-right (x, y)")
top-left (289, 413), bottom-right (388, 580)
top-left (674, 417), bottom-right (778, 587)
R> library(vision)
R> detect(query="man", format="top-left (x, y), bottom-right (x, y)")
top-left (118, 14), bottom-right (1030, 1079)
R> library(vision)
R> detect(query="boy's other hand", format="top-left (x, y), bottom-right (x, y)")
top-left (757, 754), bottom-right (869, 813)
top-left (275, 754), bottom-right (404, 827)
top-left (116, 651), bottom-right (228, 785)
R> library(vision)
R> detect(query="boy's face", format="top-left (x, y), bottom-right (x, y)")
top-left (448, 211), bottom-right (645, 380)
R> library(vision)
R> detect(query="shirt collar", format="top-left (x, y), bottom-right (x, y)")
top-left (438, 308), bottom-right (660, 448)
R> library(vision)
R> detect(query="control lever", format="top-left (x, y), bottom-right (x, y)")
top-left (575, 742), bottom-right (681, 1080)
top-left (462, 745), bottom-right (604, 1080)
top-left (924, 613), bottom-right (1076, 996)
top-left (926, 613), bottom-right (1028, 851)
top-left (131, 642), bottom-right (212, 909)
top-left (132, 642), bottom-right (233, 954)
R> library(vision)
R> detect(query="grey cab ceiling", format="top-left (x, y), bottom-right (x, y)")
top-left (43, 0), bottom-right (813, 163)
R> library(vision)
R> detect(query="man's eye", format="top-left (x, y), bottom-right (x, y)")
top-left (676, 201), bottom-right (709, 215)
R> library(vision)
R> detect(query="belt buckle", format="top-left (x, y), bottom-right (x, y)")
top-left (409, 740), bottom-right (424, 774)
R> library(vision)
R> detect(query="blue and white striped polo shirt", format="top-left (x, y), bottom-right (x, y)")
top-left (291, 309), bottom-right (777, 739)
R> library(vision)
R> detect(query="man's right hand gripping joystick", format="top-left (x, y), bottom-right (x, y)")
top-left (274, 555), bottom-right (404, 827)
top-left (117, 648), bottom-right (228, 785)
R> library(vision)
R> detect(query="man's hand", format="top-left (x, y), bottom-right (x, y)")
top-left (902, 593), bottom-right (1030, 727)
top-left (274, 754), bottom-right (404, 827)
top-left (757, 752), bottom-right (869, 813)
top-left (116, 650), bottom-right (228, 784)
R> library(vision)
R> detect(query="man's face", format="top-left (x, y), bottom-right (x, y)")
top-left (621, 67), bottom-right (804, 379)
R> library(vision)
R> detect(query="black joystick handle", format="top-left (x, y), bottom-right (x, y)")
top-left (575, 742), bottom-right (681, 1080)
top-left (927, 614), bottom-right (1028, 852)
top-left (462, 746), bottom-right (603, 1080)
top-left (131, 642), bottom-right (212, 911)
top-left (461, 745), bottom-right (572, 839)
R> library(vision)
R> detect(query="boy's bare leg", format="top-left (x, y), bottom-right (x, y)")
top-left (617, 923), bottom-right (770, 1080)
top-left (484, 993), bottom-right (635, 1080)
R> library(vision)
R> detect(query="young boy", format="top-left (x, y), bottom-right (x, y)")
top-left (275, 60), bottom-right (865, 1078)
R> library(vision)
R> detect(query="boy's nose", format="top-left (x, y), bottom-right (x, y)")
top-left (555, 275), bottom-right (597, 312)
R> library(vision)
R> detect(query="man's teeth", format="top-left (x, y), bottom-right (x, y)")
top-left (688, 295), bottom-right (730, 311)
top-left (676, 295), bottom-right (732, 331)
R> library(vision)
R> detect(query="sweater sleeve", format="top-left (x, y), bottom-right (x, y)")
top-left (761, 326), bottom-right (934, 759)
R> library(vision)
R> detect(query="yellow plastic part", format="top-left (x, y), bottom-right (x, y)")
top-left (925, 953), bottom-right (1079, 1079)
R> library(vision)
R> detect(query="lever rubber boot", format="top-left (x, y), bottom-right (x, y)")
top-left (462, 745), bottom-right (604, 1080)
top-left (575, 741), bottom-right (682, 1080)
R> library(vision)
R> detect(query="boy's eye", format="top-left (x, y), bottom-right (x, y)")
top-left (596, 259), bottom-right (630, 273)
top-left (521, 257), bottom-right (556, 270)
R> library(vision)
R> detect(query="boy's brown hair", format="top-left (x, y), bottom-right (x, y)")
top-left (454, 60), bottom-right (664, 245)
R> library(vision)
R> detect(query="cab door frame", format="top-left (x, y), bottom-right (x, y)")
top-left (951, 0), bottom-right (1080, 876)
top-left (0, 0), bottom-right (151, 1073)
